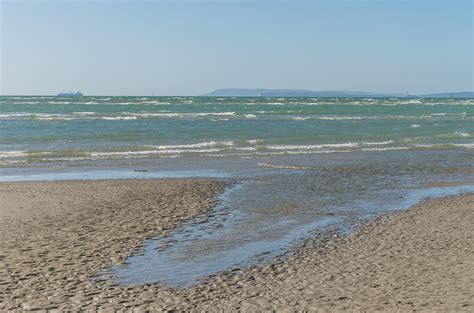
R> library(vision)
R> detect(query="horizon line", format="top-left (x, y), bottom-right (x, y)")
top-left (1, 91), bottom-right (474, 98)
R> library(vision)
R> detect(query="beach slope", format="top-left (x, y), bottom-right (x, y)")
top-left (0, 180), bottom-right (472, 311)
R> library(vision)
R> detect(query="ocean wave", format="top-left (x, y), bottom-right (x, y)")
top-left (0, 151), bottom-right (28, 158)
top-left (453, 143), bottom-right (474, 148)
top-left (315, 116), bottom-right (363, 120)
top-left (90, 148), bottom-right (222, 157)
top-left (245, 139), bottom-right (262, 144)
top-left (73, 111), bottom-right (96, 115)
top-left (0, 113), bottom-right (30, 118)
top-left (436, 131), bottom-right (471, 138)
top-left (36, 117), bottom-right (78, 121)
top-left (292, 116), bottom-right (310, 121)
top-left (454, 131), bottom-right (470, 137)
top-left (267, 143), bottom-right (359, 150)
top-left (145, 141), bottom-right (234, 149)
top-left (16, 101), bottom-right (40, 104)
top-left (257, 163), bottom-right (317, 170)
top-left (360, 147), bottom-right (410, 152)
top-left (0, 113), bottom-right (81, 120)
top-left (1, 110), bottom-right (468, 122)
top-left (128, 112), bottom-right (236, 118)
top-left (265, 141), bottom-right (394, 151)
top-left (361, 140), bottom-right (394, 145)
top-left (101, 116), bottom-right (137, 120)
top-left (399, 99), bottom-right (422, 104)
top-left (47, 101), bottom-right (71, 104)
top-left (3, 140), bottom-right (473, 165)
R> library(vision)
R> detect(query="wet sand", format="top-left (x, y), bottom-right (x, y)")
top-left (1, 179), bottom-right (473, 311)
top-left (0, 179), bottom-right (224, 311)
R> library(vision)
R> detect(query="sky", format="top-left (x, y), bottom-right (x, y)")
top-left (1, 0), bottom-right (473, 96)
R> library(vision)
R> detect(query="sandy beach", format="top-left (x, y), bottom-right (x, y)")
top-left (1, 179), bottom-right (473, 311)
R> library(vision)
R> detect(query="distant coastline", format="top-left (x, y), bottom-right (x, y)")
top-left (1, 91), bottom-right (473, 98)
top-left (201, 89), bottom-right (474, 98)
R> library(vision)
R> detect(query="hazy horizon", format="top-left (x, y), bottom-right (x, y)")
top-left (1, 89), bottom-right (473, 97)
top-left (1, 0), bottom-right (473, 96)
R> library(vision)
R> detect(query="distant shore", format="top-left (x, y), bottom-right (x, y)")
top-left (1, 179), bottom-right (473, 311)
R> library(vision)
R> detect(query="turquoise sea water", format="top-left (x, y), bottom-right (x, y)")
top-left (0, 96), bottom-right (473, 166)
top-left (2, 96), bottom-right (474, 286)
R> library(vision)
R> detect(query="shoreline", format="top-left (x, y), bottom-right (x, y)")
top-left (1, 179), bottom-right (473, 310)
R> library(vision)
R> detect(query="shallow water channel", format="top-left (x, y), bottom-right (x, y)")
top-left (99, 161), bottom-right (474, 287)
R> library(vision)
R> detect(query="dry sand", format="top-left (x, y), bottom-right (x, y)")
top-left (1, 179), bottom-right (473, 311)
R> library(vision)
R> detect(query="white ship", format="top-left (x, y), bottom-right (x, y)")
top-left (57, 91), bottom-right (83, 97)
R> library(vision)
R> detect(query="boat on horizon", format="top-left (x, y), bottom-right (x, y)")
top-left (57, 91), bottom-right (83, 97)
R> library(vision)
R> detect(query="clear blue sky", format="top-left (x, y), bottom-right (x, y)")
top-left (1, 0), bottom-right (472, 96)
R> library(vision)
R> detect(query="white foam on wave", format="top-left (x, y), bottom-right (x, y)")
top-left (47, 101), bottom-right (71, 105)
top-left (267, 143), bottom-right (359, 150)
top-left (0, 113), bottom-right (31, 118)
top-left (141, 101), bottom-right (164, 105)
top-left (234, 147), bottom-right (257, 151)
top-left (128, 112), bottom-right (236, 118)
top-left (90, 148), bottom-right (222, 157)
top-left (436, 131), bottom-right (471, 138)
top-left (257, 163), bottom-right (315, 170)
top-left (360, 147), bottom-right (410, 152)
top-left (0, 151), bottom-right (28, 158)
top-left (244, 114), bottom-right (257, 119)
top-left (296, 102), bottom-right (324, 106)
top-left (453, 143), bottom-right (474, 148)
top-left (146, 141), bottom-right (234, 150)
top-left (36, 117), bottom-right (78, 121)
top-left (292, 117), bottom-right (310, 121)
top-left (316, 116), bottom-right (362, 120)
top-left (17, 101), bottom-right (40, 104)
top-left (400, 99), bottom-right (422, 104)
top-left (73, 112), bottom-right (96, 115)
top-left (410, 124), bottom-right (421, 128)
top-left (101, 116), bottom-right (137, 120)
top-left (361, 140), bottom-right (394, 145)
top-left (265, 140), bottom-right (395, 151)
top-left (453, 131), bottom-right (470, 137)
top-left (1, 112), bottom-right (88, 121)
top-left (246, 139), bottom-right (262, 144)
top-left (411, 143), bottom-right (474, 149)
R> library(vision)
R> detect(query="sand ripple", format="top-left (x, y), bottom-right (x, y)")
top-left (1, 180), bottom-right (472, 311)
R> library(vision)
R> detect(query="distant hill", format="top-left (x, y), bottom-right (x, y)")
top-left (201, 89), bottom-right (406, 98)
top-left (420, 92), bottom-right (474, 98)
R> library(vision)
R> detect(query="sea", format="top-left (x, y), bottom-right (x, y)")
top-left (1, 96), bottom-right (473, 286)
